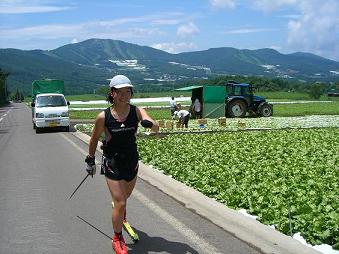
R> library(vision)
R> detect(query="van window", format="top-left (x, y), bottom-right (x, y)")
top-left (36, 95), bottom-right (66, 107)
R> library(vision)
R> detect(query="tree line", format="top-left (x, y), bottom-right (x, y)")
top-left (178, 75), bottom-right (339, 99)
top-left (93, 75), bottom-right (339, 99)
top-left (0, 69), bottom-right (26, 105)
top-left (0, 69), bottom-right (9, 106)
top-left (96, 75), bottom-right (339, 98)
top-left (2, 68), bottom-right (338, 100)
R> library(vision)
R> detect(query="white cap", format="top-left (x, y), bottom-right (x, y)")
top-left (109, 75), bottom-right (133, 89)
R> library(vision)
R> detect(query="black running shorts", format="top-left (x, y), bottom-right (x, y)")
top-left (101, 154), bottom-right (139, 182)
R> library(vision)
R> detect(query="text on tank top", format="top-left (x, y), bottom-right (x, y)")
top-left (103, 105), bottom-right (139, 157)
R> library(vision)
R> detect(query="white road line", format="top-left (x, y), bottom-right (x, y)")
top-left (59, 133), bottom-right (100, 164)
top-left (0, 108), bottom-right (11, 122)
top-left (60, 133), bottom-right (87, 156)
top-left (133, 189), bottom-right (223, 254)
top-left (61, 132), bottom-right (221, 254)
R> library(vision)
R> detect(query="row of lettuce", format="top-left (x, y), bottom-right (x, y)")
top-left (137, 128), bottom-right (338, 249)
top-left (75, 115), bottom-right (339, 134)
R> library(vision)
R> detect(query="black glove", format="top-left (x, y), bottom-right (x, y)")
top-left (85, 155), bottom-right (96, 177)
top-left (141, 119), bottom-right (153, 128)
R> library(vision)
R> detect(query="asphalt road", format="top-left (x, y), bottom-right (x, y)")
top-left (0, 102), bottom-right (261, 254)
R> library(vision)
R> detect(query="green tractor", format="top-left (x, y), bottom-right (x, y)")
top-left (225, 81), bottom-right (273, 117)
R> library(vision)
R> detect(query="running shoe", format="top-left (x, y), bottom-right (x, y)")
top-left (112, 233), bottom-right (128, 254)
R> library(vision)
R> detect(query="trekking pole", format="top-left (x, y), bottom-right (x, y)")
top-left (68, 173), bottom-right (90, 200)
top-left (77, 215), bottom-right (112, 240)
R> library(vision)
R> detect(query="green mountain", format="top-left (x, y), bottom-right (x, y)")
top-left (173, 47), bottom-right (339, 79)
top-left (1, 38), bottom-right (338, 95)
top-left (0, 47), bottom-right (110, 94)
top-left (51, 38), bottom-right (172, 65)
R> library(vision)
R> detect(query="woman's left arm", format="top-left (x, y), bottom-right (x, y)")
top-left (137, 107), bottom-right (159, 133)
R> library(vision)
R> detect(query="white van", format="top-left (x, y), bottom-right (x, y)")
top-left (31, 93), bottom-right (70, 133)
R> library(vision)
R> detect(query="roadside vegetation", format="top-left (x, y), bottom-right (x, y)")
top-left (0, 69), bottom-right (9, 106)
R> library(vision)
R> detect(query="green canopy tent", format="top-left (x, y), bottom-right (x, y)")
top-left (176, 85), bottom-right (226, 118)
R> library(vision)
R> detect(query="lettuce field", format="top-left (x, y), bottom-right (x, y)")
top-left (137, 128), bottom-right (339, 249)
top-left (75, 116), bottom-right (339, 249)
top-left (75, 115), bottom-right (339, 133)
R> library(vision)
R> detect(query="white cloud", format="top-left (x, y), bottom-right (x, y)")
top-left (0, 21), bottom-right (165, 42)
top-left (288, 1), bottom-right (339, 60)
top-left (252, 0), bottom-right (339, 60)
top-left (252, 0), bottom-right (298, 12)
top-left (0, 0), bottom-right (72, 14)
top-left (71, 38), bottom-right (78, 44)
top-left (151, 19), bottom-right (181, 25)
top-left (0, 11), bottom-right (187, 50)
top-left (151, 42), bottom-right (197, 53)
top-left (209, 0), bottom-right (236, 9)
top-left (0, 11), bottom-right (183, 41)
top-left (277, 14), bottom-right (301, 19)
top-left (0, 6), bottom-right (71, 14)
top-left (177, 22), bottom-right (200, 37)
top-left (149, 12), bottom-right (184, 25)
top-left (268, 45), bottom-right (282, 51)
top-left (223, 27), bottom-right (275, 34)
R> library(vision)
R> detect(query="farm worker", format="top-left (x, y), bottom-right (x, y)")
top-left (193, 98), bottom-right (202, 119)
top-left (85, 74), bottom-right (159, 254)
top-left (169, 96), bottom-right (177, 116)
top-left (173, 103), bottom-right (190, 128)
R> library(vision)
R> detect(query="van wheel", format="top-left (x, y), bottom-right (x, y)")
top-left (33, 123), bottom-right (36, 129)
top-left (64, 126), bottom-right (70, 132)
top-left (36, 127), bottom-right (41, 134)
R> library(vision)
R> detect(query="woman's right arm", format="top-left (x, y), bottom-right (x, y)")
top-left (88, 111), bottom-right (105, 157)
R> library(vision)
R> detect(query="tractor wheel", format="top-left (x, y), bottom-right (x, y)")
top-left (227, 100), bottom-right (247, 117)
top-left (259, 104), bottom-right (273, 117)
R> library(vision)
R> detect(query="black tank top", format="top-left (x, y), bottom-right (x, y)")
top-left (103, 105), bottom-right (139, 158)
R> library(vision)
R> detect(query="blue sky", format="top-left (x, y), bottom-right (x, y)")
top-left (1, 0), bottom-right (338, 61)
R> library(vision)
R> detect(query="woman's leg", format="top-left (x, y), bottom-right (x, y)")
top-left (125, 175), bottom-right (137, 199)
top-left (106, 176), bottom-right (137, 232)
top-left (106, 178), bottom-right (127, 233)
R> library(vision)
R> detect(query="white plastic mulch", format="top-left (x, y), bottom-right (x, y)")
top-left (238, 209), bottom-right (338, 254)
